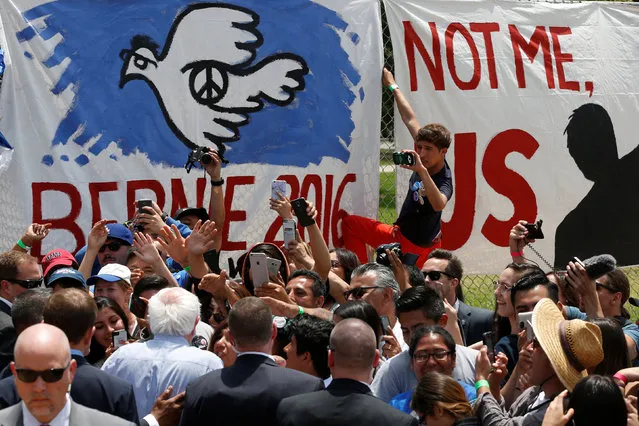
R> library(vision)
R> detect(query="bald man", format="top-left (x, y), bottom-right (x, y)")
top-left (0, 323), bottom-right (134, 425)
top-left (276, 319), bottom-right (418, 426)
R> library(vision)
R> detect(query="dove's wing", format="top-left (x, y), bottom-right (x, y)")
top-left (215, 54), bottom-right (309, 112)
top-left (161, 4), bottom-right (261, 67)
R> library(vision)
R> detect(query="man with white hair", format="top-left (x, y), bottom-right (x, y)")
top-left (102, 287), bottom-right (223, 418)
top-left (345, 263), bottom-right (407, 352)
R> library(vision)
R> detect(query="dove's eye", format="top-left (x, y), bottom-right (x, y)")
top-left (134, 57), bottom-right (149, 70)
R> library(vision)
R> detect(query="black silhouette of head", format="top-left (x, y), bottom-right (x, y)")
top-left (564, 103), bottom-right (618, 181)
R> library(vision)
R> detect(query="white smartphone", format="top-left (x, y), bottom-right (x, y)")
top-left (271, 180), bottom-right (287, 200)
top-left (266, 257), bottom-right (282, 277)
top-left (250, 252), bottom-right (269, 288)
top-left (283, 219), bottom-right (296, 249)
top-left (517, 312), bottom-right (535, 340)
top-left (112, 329), bottom-right (127, 349)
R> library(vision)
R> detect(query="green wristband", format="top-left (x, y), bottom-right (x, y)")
top-left (475, 379), bottom-right (490, 390)
top-left (388, 84), bottom-right (399, 93)
top-left (298, 306), bottom-right (305, 316)
top-left (184, 266), bottom-right (191, 272)
top-left (16, 239), bottom-right (29, 250)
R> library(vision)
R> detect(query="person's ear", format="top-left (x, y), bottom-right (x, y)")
top-left (271, 322), bottom-right (278, 341)
top-left (9, 362), bottom-right (15, 377)
top-left (433, 403), bottom-right (445, 418)
top-left (316, 296), bottom-right (324, 308)
top-left (372, 349), bottom-right (380, 368)
top-left (451, 277), bottom-right (459, 289)
top-left (439, 313), bottom-right (449, 328)
top-left (440, 147), bottom-right (448, 156)
top-left (328, 350), bottom-right (335, 369)
top-left (84, 326), bottom-right (95, 347)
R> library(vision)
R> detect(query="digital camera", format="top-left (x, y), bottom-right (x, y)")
top-left (392, 151), bottom-right (415, 166)
top-left (375, 242), bottom-right (402, 267)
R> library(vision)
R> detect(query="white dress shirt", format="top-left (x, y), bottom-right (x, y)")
top-left (22, 394), bottom-right (71, 426)
top-left (102, 334), bottom-right (223, 418)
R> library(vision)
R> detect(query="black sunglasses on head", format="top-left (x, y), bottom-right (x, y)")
top-left (422, 270), bottom-right (455, 281)
top-left (15, 363), bottom-right (69, 383)
top-left (343, 286), bottom-right (383, 299)
top-left (7, 278), bottom-right (43, 289)
top-left (99, 241), bottom-right (124, 253)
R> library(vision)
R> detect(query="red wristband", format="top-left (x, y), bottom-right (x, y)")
top-left (613, 372), bottom-right (628, 386)
top-left (510, 251), bottom-right (524, 257)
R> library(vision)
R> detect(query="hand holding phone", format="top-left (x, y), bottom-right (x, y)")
top-left (283, 219), bottom-right (296, 249)
top-left (380, 316), bottom-right (391, 335)
top-left (137, 199), bottom-right (153, 214)
top-left (249, 252), bottom-right (269, 288)
top-left (291, 198), bottom-right (315, 227)
top-left (271, 180), bottom-right (287, 200)
top-left (482, 331), bottom-right (496, 363)
top-left (517, 312), bottom-right (534, 340)
top-left (112, 329), bottom-right (127, 349)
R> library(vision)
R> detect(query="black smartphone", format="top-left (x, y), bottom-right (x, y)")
top-left (130, 295), bottom-right (148, 318)
top-left (392, 151), bottom-right (415, 166)
top-left (483, 331), bottom-right (496, 363)
top-left (291, 198), bottom-right (315, 227)
top-left (137, 199), bottom-right (153, 214)
top-left (524, 219), bottom-right (544, 239)
top-left (380, 315), bottom-right (391, 335)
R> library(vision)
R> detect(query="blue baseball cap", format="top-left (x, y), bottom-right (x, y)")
top-left (106, 223), bottom-right (133, 246)
top-left (46, 267), bottom-right (87, 289)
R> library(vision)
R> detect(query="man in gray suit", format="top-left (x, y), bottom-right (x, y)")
top-left (0, 251), bottom-right (43, 332)
top-left (0, 323), bottom-right (134, 426)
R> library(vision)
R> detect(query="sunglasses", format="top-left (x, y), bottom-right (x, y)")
top-left (15, 363), bottom-right (69, 383)
top-left (344, 286), bottom-right (383, 299)
top-left (99, 241), bottom-right (124, 253)
top-left (595, 281), bottom-right (617, 293)
top-left (7, 278), bottom-right (43, 289)
top-left (422, 270), bottom-right (455, 281)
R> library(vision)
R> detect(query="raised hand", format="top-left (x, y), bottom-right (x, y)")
top-left (137, 203), bottom-right (165, 235)
top-left (381, 325), bottom-right (402, 359)
top-left (185, 220), bottom-right (218, 255)
top-left (254, 282), bottom-right (293, 305)
top-left (20, 223), bottom-right (52, 246)
top-left (198, 271), bottom-right (228, 299)
top-left (87, 219), bottom-right (115, 251)
top-left (158, 224), bottom-right (188, 266)
top-left (269, 193), bottom-right (293, 219)
top-left (542, 390), bottom-right (574, 426)
top-left (203, 151), bottom-right (222, 181)
top-left (132, 232), bottom-right (163, 264)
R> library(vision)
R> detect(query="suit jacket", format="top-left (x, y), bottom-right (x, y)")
top-left (0, 398), bottom-right (136, 426)
top-left (0, 328), bottom-right (15, 375)
top-left (457, 300), bottom-right (494, 346)
top-left (0, 301), bottom-right (12, 332)
top-left (276, 378), bottom-right (418, 426)
top-left (179, 353), bottom-right (324, 426)
top-left (0, 354), bottom-right (139, 424)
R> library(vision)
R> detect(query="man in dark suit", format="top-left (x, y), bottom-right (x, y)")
top-left (179, 297), bottom-right (324, 426)
top-left (276, 318), bottom-right (417, 426)
top-left (0, 251), bottom-right (42, 332)
top-left (0, 288), bottom-right (50, 376)
top-left (0, 289), bottom-right (139, 424)
top-left (422, 249), bottom-right (493, 345)
top-left (0, 323), bottom-right (135, 426)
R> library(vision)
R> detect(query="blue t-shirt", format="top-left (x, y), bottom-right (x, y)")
top-left (389, 381), bottom-right (476, 415)
top-left (495, 334), bottom-right (519, 382)
top-left (173, 270), bottom-right (191, 289)
top-left (395, 161), bottom-right (453, 247)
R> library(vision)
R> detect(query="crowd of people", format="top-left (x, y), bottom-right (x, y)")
top-left (0, 68), bottom-right (637, 426)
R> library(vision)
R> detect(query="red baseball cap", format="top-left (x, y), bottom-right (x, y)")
top-left (42, 249), bottom-right (79, 277)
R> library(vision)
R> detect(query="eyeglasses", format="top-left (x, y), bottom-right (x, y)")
top-left (99, 241), bottom-right (124, 253)
top-left (344, 286), bottom-right (383, 299)
top-left (595, 281), bottom-right (617, 293)
top-left (6, 278), bottom-right (43, 289)
top-left (422, 270), bottom-right (455, 281)
top-left (412, 350), bottom-right (452, 363)
top-left (493, 281), bottom-right (513, 292)
top-left (15, 363), bottom-right (69, 383)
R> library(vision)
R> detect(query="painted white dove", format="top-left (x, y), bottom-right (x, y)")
top-left (119, 3), bottom-right (308, 156)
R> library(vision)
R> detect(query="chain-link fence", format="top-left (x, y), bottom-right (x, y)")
top-left (376, 2), bottom-right (639, 321)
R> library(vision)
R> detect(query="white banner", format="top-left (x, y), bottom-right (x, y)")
top-left (384, 0), bottom-right (639, 272)
top-left (0, 0), bottom-right (382, 264)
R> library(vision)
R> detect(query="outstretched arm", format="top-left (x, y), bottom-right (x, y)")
top-left (383, 68), bottom-right (420, 140)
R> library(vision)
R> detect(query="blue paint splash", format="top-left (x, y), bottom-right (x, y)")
top-left (15, 0), bottom-right (360, 167)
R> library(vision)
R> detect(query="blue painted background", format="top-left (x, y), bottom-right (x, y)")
top-left (14, 0), bottom-right (361, 167)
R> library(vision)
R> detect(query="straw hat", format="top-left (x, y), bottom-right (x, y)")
top-left (532, 298), bottom-right (603, 391)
